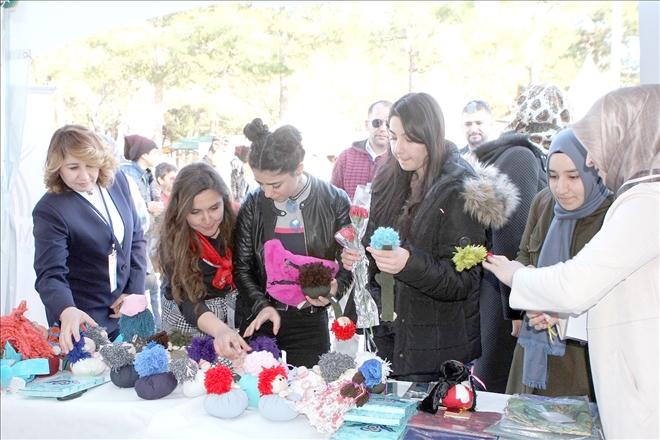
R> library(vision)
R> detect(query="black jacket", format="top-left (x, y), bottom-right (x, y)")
top-left (369, 150), bottom-right (520, 379)
top-left (233, 173), bottom-right (352, 327)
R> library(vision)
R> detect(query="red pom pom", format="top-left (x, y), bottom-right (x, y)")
top-left (257, 365), bottom-right (288, 396)
top-left (204, 365), bottom-right (233, 395)
top-left (441, 382), bottom-right (474, 410)
top-left (331, 318), bottom-right (356, 341)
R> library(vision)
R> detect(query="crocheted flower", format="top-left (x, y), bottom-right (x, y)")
top-left (452, 244), bottom-right (488, 272)
top-left (369, 227), bottom-right (400, 250)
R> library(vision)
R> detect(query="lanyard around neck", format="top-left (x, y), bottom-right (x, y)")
top-left (75, 186), bottom-right (117, 249)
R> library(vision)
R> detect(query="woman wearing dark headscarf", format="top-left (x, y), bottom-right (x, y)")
top-left (505, 129), bottom-right (612, 400)
top-left (469, 82), bottom-right (572, 393)
top-left (485, 85), bottom-right (660, 439)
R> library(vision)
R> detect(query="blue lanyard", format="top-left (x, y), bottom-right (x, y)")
top-left (75, 187), bottom-right (117, 250)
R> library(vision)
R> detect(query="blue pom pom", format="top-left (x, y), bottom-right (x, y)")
top-left (66, 335), bottom-right (91, 364)
top-left (119, 309), bottom-right (155, 340)
top-left (369, 227), bottom-right (401, 250)
top-left (134, 343), bottom-right (169, 377)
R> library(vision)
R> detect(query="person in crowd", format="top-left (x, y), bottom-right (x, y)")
top-left (484, 85), bottom-right (659, 439)
top-left (203, 135), bottom-right (233, 188)
top-left (341, 92), bottom-right (519, 382)
top-left (331, 100), bottom-right (392, 201)
top-left (468, 82), bottom-right (571, 393)
top-left (121, 134), bottom-right (164, 331)
top-left (33, 125), bottom-right (147, 353)
top-left (459, 99), bottom-right (494, 155)
top-left (233, 118), bottom-right (353, 368)
top-left (155, 161), bottom-right (251, 359)
top-left (505, 128), bottom-right (612, 401)
top-left (154, 162), bottom-right (178, 208)
top-left (230, 145), bottom-right (258, 204)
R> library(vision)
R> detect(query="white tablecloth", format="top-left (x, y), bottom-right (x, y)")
top-left (1, 375), bottom-right (510, 439)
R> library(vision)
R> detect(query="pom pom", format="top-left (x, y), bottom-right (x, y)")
top-left (186, 336), bottom-right (217, 364)
top-left (248, 336), bottom-right (280, 360)
top-left (331, 317), bottom-right (356, 341)
top-left (318, 352), bottom-right (356, 383)
top-left (358, 359), bottom-right (384, 389)
top-left (0, 301), bottom-right (55, 359)
top-left (66, 335), bottom-right (91, 364)
top-left (169, 357), bottom-right (199, 383)
top-left (297, 263), bottom-right (333, 289)
top-left (85, 326), bottom-right (110, 348)
top-left (258, 365), bottom-right (288, 396)
top-left (119, 309), bottom-right (155, 340)
top-left (168, 329), bottom-right (194, 347)
top-left (204, 364), bottom-right (234, 395)
top-left (146, 331), bottom-right (169, 348)
top-left (134, 343), bottom-right (169, 377)
top-left (452, 244), bottom-right (488, 272)
top-left (243, 351), bottom-right (279, 376)
top-left (369, 227), bottom-right (401, 250)
top-left (99, 342), bottom-right (136, 370)
top-left (119, 294), bottom-right (148, 317)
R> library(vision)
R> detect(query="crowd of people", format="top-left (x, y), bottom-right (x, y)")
top-left (31, 84), bottom-right (658, 439)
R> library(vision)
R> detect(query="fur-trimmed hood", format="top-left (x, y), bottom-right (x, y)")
top-left (460, 153), bottom-right (520, 231)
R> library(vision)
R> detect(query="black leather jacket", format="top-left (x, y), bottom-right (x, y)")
top-left (233, 173), bottom-right (353, 326)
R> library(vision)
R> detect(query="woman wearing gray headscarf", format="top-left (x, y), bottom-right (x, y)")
top-left (505, 129), bottom-right (612, 400)
top-left (484, 85), bottom-right (660, 439)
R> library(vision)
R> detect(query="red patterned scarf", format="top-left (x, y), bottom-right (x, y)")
top-left (194, 231), bottom-right (234, 290)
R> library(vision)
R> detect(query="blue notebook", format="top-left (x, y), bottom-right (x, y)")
top-left (19, 374), bottom-right (107, 398)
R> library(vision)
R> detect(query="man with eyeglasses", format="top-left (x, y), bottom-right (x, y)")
top-left (331, 100), bottom-right (392, 201)
top-left (459, 100), bottom-right (494, 155)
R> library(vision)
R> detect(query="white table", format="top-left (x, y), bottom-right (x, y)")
top-left (1, 375), bottom-right (510, 439)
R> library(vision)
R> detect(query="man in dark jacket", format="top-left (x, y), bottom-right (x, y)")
top-left (331, 100), bottom-right (392, 201)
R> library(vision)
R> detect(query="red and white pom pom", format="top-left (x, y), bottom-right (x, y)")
top-left (442, 380), bottom-right (474, 410)
top-left (331, 317), bottom-right (356, 341)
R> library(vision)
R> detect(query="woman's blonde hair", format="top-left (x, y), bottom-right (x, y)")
top-left (44, 125), bottom-right (119, 194)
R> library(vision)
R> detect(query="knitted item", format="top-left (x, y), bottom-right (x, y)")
top-left (0, 301), bottom-right (54, 359)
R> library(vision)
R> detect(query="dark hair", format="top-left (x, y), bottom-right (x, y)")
top-left (462, 100), bottom-right (492, 115)
top-left (244, 118), bottom-right (305, 174)
top-left (155, 162), bottom-right (178, 183)
top-left (370, 92), bottom-right (450, 239)
top-left (155, 162), bottom-right (236, 306)
top-left (368, 100), bottom-right (393, 117)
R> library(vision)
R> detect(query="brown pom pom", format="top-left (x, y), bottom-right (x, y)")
top-left (146, 331), bottom-right (169, 348)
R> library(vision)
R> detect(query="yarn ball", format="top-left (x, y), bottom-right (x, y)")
top-left (99, 342), bottom-right (136, 370)
top-left (249, 336), bottom-right (281, 360)
top-left (205, 388), bottom-right (249, 418)
top-left (258, 394), bottom-right (300, 421)
top-left (71, 357), bottom-right (106, 376)
top-left (257, 365), bottom-right (288, 396)
top-left (110, 363), bottom-right (139, 388)
top-left (119, 294), bottom-right (148, 317)
top-left (369, 226), bottom-right (401, 250)
top-left (186, 336), bottom-right (217, 364)
top-left (134, 342), bottom-right (169, 377)
top-left (134, 372), bottom-right (177, 400)
top-left (318, 352), bottom-right (356, 383)
top-left (146, 331), bottom-right (169, 348)
top-left (66, 335), bottom-right (92, 364)
top-left (169, 357), bottom-right (199, 383)
top-left (238, 373), bottom-right (260, 408)
top-left (119, 310), bottom-right (155, 340)
top-left (330, 317), bottom-right (356, 341)
top-left (204, 364), bottom-right (234, 395)
top-left (242, 351), bottom-right (279, 376)
top-left (0, 301), bottom-right (54, 360)
top-left (168, 329), bottom-right (194, 347)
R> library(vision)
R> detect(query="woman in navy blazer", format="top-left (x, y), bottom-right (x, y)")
top-left (33, 125), bottom-right (147, 353)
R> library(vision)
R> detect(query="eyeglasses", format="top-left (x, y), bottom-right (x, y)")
top-left (371, 119), bottom-right (388, 128)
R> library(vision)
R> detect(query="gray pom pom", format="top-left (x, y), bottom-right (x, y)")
top-left (86, 326), bottom-right (111, 348)
top-left (99, 342), bottom-right (135, 370)
top-left (169, 358), bottom-right (199, 383)
top-left (318, 352), bottom-right (356, 382)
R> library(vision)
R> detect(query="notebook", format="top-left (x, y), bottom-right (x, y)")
top-left (19, 374), bottom-right (107, 398)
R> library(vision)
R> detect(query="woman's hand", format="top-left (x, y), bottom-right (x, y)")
top-left (482, 254), bottom-right (526, 287)
top-left (212, 325), bottom-right (252, 360)
top-left (526, 311), bottom-right (558, 331)
top-left (341, 248), bottom-right (360, 271)
top-left (511, 319), bottom-right (523, 337)
top-left (305, 279), bottom-right (338, 307)
top-left (58, 307), bottom-right (98, 354)
top-left (109, 293), bottom-right (129, 318)
top-left (243, 306), bottom-right (281, 337)
top-left (366, 246), bottom-right (409, 274)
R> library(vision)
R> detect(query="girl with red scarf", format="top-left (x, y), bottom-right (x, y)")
top-left (156, 162), bottom-right (251, 360)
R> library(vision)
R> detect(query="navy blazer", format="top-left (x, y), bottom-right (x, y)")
top-left (33, 171), bottom-right (147, 336)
